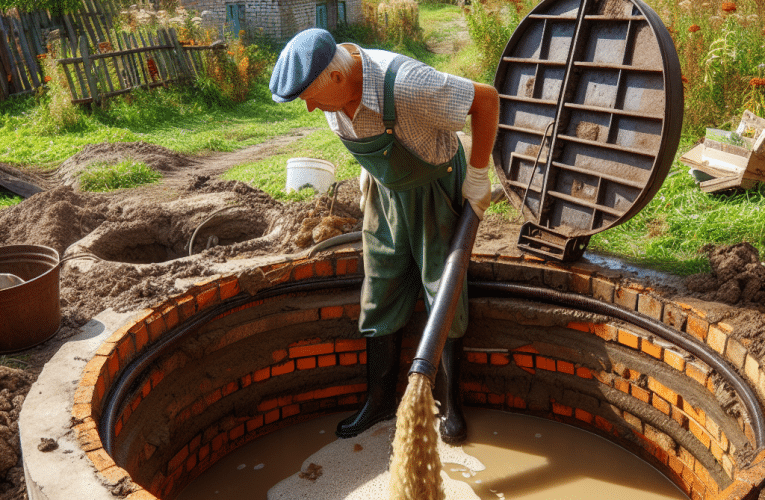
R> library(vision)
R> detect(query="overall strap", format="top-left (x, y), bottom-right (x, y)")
top-left (382, 56), bottom-right (407, 131)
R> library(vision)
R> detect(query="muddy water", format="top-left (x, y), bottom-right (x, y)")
top-left (177, 408), bottom-right (688, 500)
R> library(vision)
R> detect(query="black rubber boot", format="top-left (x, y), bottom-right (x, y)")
top-left (434, 337), bottom-right (467, 444)
top-left (336, 333), bottom-right (401, 438)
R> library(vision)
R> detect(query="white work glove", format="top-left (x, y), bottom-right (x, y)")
top-left (462, 164), bottom-right (491, 220)
top-left (359, 168), bottom-right (371, 211)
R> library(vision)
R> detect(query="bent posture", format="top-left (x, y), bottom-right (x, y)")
top-left (270, 28), bottom-right (499, 444)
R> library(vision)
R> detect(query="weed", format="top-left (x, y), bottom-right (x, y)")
top-left (0, 354), bottom-right (30, 369)
top-left (0, 191), bottom-right (23, 210)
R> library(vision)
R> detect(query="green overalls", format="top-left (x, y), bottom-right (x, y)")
top-left (338, 57), bottom-right (469, 339)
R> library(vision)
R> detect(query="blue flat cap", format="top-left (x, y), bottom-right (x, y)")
top-left (270, 28), bottom-right (337, 103)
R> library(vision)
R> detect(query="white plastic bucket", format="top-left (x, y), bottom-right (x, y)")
top-left (285, 158), bottom-right (336, 194)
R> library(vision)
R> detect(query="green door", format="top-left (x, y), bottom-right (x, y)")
top-left (226, 3), bottom-right (246, 36)
top-left (316, 2), bottom-right (328, 29)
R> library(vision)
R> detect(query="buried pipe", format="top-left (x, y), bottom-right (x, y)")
top-left (99, 275), bottom-right (765, 457)
top-left (469, 281), bottom-right (765, 451)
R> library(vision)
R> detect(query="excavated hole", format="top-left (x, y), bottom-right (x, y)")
top-left (82, 208), bottom-right (274, 264)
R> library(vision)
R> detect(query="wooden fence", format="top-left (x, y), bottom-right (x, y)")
top-left (0, 0), bottom-right (223, 104)
top-left (56, 30), bottom-right (223, 105)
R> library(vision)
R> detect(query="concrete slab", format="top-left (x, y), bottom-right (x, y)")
top-left (19, 309), bottom-right (137, 500)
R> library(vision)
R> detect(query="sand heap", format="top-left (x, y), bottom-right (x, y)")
top-left (268, 420), bottom-right (484, 500)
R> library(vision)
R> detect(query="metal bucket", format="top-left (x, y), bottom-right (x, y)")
top-left (0, 245), bottom-right (61, 353)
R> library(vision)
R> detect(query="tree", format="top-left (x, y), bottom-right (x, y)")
top-left (0, 0), bottom-right (82, 14)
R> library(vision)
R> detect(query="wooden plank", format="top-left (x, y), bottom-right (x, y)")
top-left (0, 26), bottom-right (11, 100)
top-left (120, 32), bottom-right (141, 87)
top-left (114, 34), bottom-right (135, 88)
top-left (146, 31), bottom-right (169, 82)
top-left (157, 29), bottom-right (180, 81)
top-left (81, 0), bottom-right (106, 45)
top-left (71, 7), bottom-right (97, 48)
top-left (128, 32), bottom-right (150, 86)
top-left (79, 35), bottom-right (99, 104)
top-left (91, 0), bottom-right (117, 50)
top-left (0, 171), bottom-right (43, 198)
top-left (61, 36), bottom-right (86, 99)
top-left (106, 27), bottom-right (127, 91)
top-left (0, 16), bottom-right (21, 93)
top-left (19, 11), bottom-right (42, 55)
top-left (167, 28), bottom-right (191, 80)
top-left (61, 13), bottom-right (79, 47)
top-left (5, 21), bottom-right (32, 92)
top-left (11, 16), bottom-right (40, 88)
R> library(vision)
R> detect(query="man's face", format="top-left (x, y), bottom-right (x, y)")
top-left (300, 72), bottom-right (348, 113)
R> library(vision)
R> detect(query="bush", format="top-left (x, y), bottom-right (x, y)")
top-left (465, 0), bottom-right (531, 81)
top-left (364, 0), bottom-right (422, 44)
top-left (200, 32), bottom-right (276, 103)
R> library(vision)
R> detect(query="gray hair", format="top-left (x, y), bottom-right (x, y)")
top-left (302, 44), bottom-right (354, 95)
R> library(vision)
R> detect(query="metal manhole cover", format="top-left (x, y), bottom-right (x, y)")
top-left (493, 0), bottom-right (683, 262)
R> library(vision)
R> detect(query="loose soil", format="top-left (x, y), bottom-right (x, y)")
top-left (0, 136), bottom-right (763, 499)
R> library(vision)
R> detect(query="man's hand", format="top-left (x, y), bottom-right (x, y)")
top-left (462, 164), bottom-right (491, 219)
top-left (359, 168), bottom-right (371, 210)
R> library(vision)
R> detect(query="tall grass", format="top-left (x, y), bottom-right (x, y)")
top-left (644, 0), bottom-right (765, 136)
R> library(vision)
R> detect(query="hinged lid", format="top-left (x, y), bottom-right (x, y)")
top-left (493, 0), bottom-right (683, 261)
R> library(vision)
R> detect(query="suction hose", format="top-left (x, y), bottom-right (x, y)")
top-left (408, 203), bottom-right (481, 385)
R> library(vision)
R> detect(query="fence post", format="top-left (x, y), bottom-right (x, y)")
top-left (167, 28), bottom-right (191, 81)
top-left (0, 26), bottom-right (11, 100)
top-left (79, 35), bottom-right (99, 105)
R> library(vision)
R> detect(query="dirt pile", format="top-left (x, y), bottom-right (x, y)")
top-left (0, 366), bottom-right (32, 500)
top-left (685, 242), bottom-right (765, 307)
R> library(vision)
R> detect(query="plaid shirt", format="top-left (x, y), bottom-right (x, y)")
top-left (324, 44), bottom-right (474, 166)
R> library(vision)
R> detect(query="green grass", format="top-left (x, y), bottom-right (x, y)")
top-left (0, 354), bottom-right (30, 369)
top-left (0, 191), bottom-right (23, 209)
top-left (1, 5), bottom-right (764, 275)
top-left (79, 160), bottom-right (162, 192)
top-left (589, 147), bottom-right (765, 275)
top-left (224, 127), bottom-right (360, 201)
top-left (0, 83), bottom-right (324, 167)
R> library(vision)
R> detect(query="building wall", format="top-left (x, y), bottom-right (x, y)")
top-left (179, 0), bottom-right (363, 40)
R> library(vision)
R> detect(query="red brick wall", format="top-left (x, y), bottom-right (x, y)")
top-left (72, 250), bottom-right (765, 500)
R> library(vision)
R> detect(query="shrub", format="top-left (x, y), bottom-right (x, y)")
top-left (200, 31), bottom-right (276, 104)
top-left (464, 0), bottom-right (531, 81)
top-left (365, 0), bottom-right (422, 44)
top-left (37, 39), bottom-right (85, 132)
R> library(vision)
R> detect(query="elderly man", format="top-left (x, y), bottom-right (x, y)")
top-left (270, 28), bottom-right (499, 444)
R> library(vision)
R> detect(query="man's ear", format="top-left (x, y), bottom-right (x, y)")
top-left (329, 70), bottom-right (344, 84)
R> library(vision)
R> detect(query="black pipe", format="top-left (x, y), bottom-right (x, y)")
top-left (469, 281), bottom-right (765, 450)
top-left (99, 276), bottom-right (363, 454)
top-left (409, 204), bottom-right (481, 385)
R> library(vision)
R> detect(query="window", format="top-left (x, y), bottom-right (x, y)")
top-left (226, 3), bottom-right (246, 36)
top-left (338, 1), bottom-right (346, 24)
top-left (316, 2), bottom-right (328, 29)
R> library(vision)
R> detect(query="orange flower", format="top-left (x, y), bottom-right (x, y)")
top-left (721, 1), bottom-right (736, 12)
top-left (147, 58), bottom-right (159, 82)
top-left (750, 77), bottom-right (765, 87)
top-left (44, 76), bottom-right (52, 82)
top-left (36, 53), bottom-right (47, 59)
top-left (681, 75), bottom-right (689, 85)
top-left (688, 24), bottom-right (700, 32)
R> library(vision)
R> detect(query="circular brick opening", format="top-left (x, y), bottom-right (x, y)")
top-left (71, 253), bottom-right (765, 500)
